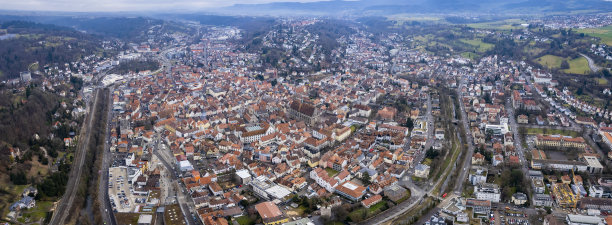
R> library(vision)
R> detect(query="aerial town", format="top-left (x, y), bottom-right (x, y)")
top-left (1, 6), bottom-right (612, 225)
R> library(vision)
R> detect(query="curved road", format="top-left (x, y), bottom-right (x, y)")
top-left (579, 53), bottom-right (601, 73)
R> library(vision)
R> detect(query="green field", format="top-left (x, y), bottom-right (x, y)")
top-left (535, 55), bottom-right (591, 74)
top-left (596, 78), bottom-right (609, 85)
top-left (563, 57), bottom-right (590, 75)
top-left (387, 14), bottom-right (443, 27)
top-left (460, 38), bottom-right (494, 52)
top-left (536, 55), bottom-right (565, 68)
top-left (524, 127), bottom-right (580, 137)
top-left (467, 19), bottom-right (527, 30)
top-left (461, 52), bottom-right (477, 60)
top-left (580, 25), bottom-right (612, 45)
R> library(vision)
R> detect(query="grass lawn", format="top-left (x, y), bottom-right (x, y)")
top-left (422, 158), bottom-right (433, 166)
top-left (580, 25), bottom-right (612, 45)
top-left (460, 38), bottom-right (494, 52)
top-left (234, 215), bottom-right (255, 225)
top-left (348, 201), bottom-right (389, 222)
top-left (325, 168), bottom-right (339, 177)
top-left (596, 78), bottom-right (609, 85)
top-left (368, 201), bottom-right (387, 213)
top-left (20, 200), bottom-right (54, 223)
top-left (394, 190), bottom-right (412, 204)
top-left (536, 55), bottom-right (592, 74)
top-left (286, 205), bottom-right (308, 217)
top-left (563, 56), bottom-right (591, 75)
top-left (525, 127), bottom-right (580, 137)
top-left (536, 55), bottom-right (565, 68)
top-left (467, 19), bottom-right (527, 30)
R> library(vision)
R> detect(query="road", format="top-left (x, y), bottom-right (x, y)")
top-left (452, 81), bottom-right (475, 195)
top-left (49, 89), bottom-right (102, 225)
top-left (359, 92), bottom-right (452, 225)
top-left (153, 138), bottom-right (197, 225)
top-left (506, 99), bottom-right (529, 175)
top-left (98, 87), bottom-right (117, 225)
top-left (579, 53), bottom-right (601, 73)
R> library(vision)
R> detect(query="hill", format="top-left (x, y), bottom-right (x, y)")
top-left (0, 21), bottom-right (102, 80)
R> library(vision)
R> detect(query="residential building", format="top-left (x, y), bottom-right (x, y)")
top-left (255, 202), bottom-right (288, 225)
top-left (474, 183), bottom-right (501, 203)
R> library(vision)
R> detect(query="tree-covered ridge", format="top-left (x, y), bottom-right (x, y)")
top-left (0, 21), bottom-right (102, 80)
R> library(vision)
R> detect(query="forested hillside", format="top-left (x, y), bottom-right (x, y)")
top-left (0, 21), bottom-right (102, 80)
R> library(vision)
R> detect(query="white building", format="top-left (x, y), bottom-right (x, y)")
top-left (475, 183), bottom-right (501, 203)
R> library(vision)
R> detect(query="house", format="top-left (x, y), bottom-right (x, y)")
top-left (435, 128), bottom-right (445, 140)
top-left (472, 153), bottom-right (485, 165)
top-left (361, 194), bottom-right (382, 208)
top-left (209, 182), bottom-right (223, 196)
top-left (512, 192), bottom-right (528, 205)
top-left (517, 114), bottom-right (528, 124)
top-left (468, 166), bottom-right (487, 186)
top-left (9, 196), bottom-right (35, 211)
top-left (414, 164), bottom-right (430, 178)
top-left (255, 201), bottom-right (288, 225)
top-left (492, 154), bottom-right (503, 166)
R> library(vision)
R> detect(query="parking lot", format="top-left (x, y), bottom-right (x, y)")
top-left (109, 167), bottom-right (135, 212)
top-left (493, 210), bottom-right (530, 225)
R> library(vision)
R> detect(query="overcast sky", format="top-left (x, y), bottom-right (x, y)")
top-left (0, 0), bottom-right (329, 12)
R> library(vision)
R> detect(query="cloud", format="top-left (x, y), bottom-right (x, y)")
top-left (0, 0), bottom-right (330, 12)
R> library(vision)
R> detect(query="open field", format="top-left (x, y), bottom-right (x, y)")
top-left (596, 78), bottom-right (609, 85)
top-left (524, 127), bottom-right (580, 137)
top-left (535, 55), bottom-right (591, 74)
top-left (387, 14), bottom-right (443, 26)
top-left (467, 19), bottom-right (527, 30)
top-left (580, 25), bottom-right (612, 45)
top-left (460, 38), bottom-right (494, 52)
top-left (536, 55), bottom-right (564, 68)
top-left (563, 56), bottom-right (590, 75)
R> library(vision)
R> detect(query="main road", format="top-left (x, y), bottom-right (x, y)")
top-left (98, 87), bottom-right (117, 225)
top-left (452, 81), bottom-right (475, 195)
top-left (49, 89), bottom-right (102, 225)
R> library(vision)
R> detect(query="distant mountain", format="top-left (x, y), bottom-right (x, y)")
top-left (215, 0), bottom-right (612, 16)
